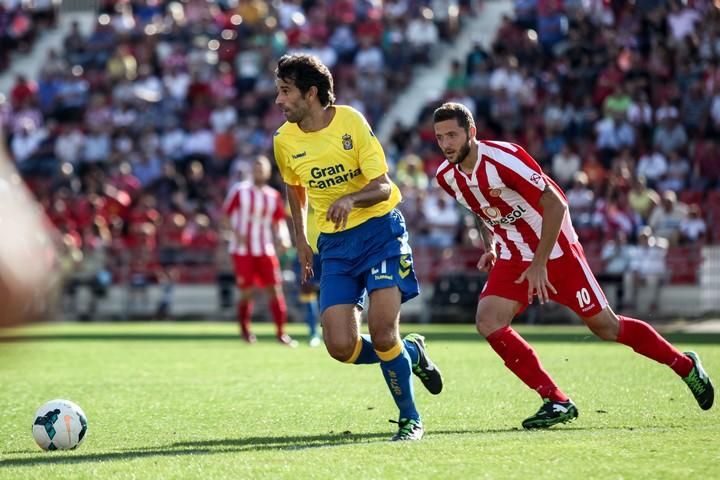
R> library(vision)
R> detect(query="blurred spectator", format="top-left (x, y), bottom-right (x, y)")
top-left (667, 0), bottom-right (701, 43)
top-left (603, 85), bottom-right (631, 118)
top-left (566, 172), bottom-right (596, 229)
top-left (636, 147), bottom-right (667, 189)
top-left (627, 91), bottom-right (654, 133)
top-left (653, 110), bottom-right (688, 155)
top-left (65, 224), bottom-right (112, 321)
top-left (595, 111), bottom-right (635, 166)
top-left (603, 191), bottom-right (641, 239)
top-left (406, 9), bottom-right (439, 63)
top-left (395, 154), bottom-right (429, 190)
top-left (627, 227), bottom-right (668, 313)
top-left (551, 143), bottom-right (581, 189)
top-left (11, 75), bottom-right (37, 107)
top-left (692, 138), bottom-right (720, 190)
top-left (681, 81), bottom-right (709, 136)
top-left (679, 204), bottom-right (707, 245)
top-left (648, 190), bottom-right (689, 245)
top-left (422, 188), bottom-right (459, 248)
top-left (54, 124), bottom-right (85, 165)
top-left (657, 150), bottom-right (690, 193)
top-left (628, 176), bottom-right (660, 222)
top-left (600, 230), bottom-right (634, 309)
top-left (581, 153), bottom-right (608, 192)
top-left (10, 120), bottom-right (46, 163)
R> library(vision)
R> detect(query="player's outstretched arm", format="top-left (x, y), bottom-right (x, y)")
top-left (326, 173), bottom-right (392, 231)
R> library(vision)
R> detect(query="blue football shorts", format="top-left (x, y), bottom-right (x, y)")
top-left (317, 208), bottom-right (420, 313)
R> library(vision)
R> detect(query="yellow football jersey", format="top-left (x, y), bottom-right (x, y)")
top-left (273, 105), bottom-right (401, 233)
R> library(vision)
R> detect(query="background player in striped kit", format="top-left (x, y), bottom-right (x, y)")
top-left (223, 155), bottom-right (295, 346)
top-left (432, 102), bottom-right (714, 428)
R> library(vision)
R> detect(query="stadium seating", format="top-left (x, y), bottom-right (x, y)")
top-left (4, 0), bottom-right (720, 322)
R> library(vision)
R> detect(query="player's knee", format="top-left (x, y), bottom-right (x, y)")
top-left (324, 338), bottom-right (355, 363)
top-left (475, 314), bottom-right (502, 338)
top-left (369, 330), bottom-right (398, 353)
top-left (589, 326), bottom-right (613, 341)
top-left (589, 324), bottom-right (618, 341)
top-left (585, 316), bottom-right (619, 341)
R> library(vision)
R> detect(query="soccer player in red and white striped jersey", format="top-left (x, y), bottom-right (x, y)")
top-left (223, 155), bottom-right (295, 346)
top-left (432, 102), bottom-right (714, 428)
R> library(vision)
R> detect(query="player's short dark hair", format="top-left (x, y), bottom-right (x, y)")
top-left (433, 102), bottom-right (475, 132)
top-left (275, 54), bottom-right (336, 108)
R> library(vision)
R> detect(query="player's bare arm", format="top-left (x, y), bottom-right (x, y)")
top-left (475, 215), bottom-right (497, 272)
top-left (221, 211), bottom-right (246, 246)
top-left (515, 186), bottom-right (566, 304)
top-left (272, 219), bottom-right (292, 256)
top-left (286, 183), bottom-right (314, 282)
top-left (326, 173), bottom-right (392, 231)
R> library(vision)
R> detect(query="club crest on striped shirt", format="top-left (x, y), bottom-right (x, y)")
top-left (530, 173), bottom-right (541, 184)
top-left (342, 133), bottom-right (353, 150)
top-left (489, 188), bottom-right (502, 197)
top-left (483, 207), bottom-right (500, 219)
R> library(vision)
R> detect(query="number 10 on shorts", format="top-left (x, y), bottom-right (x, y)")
top-left (576, 288), bottom-right (591, 308)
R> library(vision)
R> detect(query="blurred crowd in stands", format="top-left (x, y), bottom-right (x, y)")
top-left (1, 0), bottom-right (717, 317)
top-left (0, 0), bottom-right (474, 317)
top-left (388, 0), bottom-right (719, 311)
top-left (0, 0), bottom-right (58, 72)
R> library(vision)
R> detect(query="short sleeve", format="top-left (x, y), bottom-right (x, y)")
top-left (273, 133), bottom-right (302, 186)
top-left (272, 192), bottom-right (286, 222)
top-left (223, 185), bottom-right (239, 215)
top-left (354, 112), bottom-right (388, 180)
top-left (483, 141), bottom-right (547, 205)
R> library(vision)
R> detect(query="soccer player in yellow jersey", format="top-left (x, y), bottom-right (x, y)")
top-left (273, 54), bottom-right (443, 440)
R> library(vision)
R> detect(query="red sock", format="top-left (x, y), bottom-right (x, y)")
top-left (269, 296), bottom-right (287, 337)
top-left (486, 326), bottom-right (569, 402)
top-left (617, 316), bottom-right (693, 377)
top-left (237, 301), bottom-right (253, 336)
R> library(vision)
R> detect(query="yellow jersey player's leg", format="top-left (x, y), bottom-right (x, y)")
top-left (273, 54), bottom-right (443, 440)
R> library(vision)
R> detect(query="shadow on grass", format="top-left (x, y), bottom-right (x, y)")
top-left (0, 425), bottom-right (662, 467)
top-left (0, 427), bottom-right (531, 467)
top-left (3, 330), bottom-right (720, 344)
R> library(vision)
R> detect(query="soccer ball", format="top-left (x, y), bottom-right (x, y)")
top-left (31, 399), bottom-right (88, 451)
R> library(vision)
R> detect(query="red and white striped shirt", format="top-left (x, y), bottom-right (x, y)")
top-left (223, 181), bottom-right (285, 256)
top-left (435, 140), bottom-right (579, 262)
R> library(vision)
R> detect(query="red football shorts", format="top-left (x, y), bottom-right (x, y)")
top-left (480, 242), bottom-right (608, 318)
top-left (232, 254), bottom-right (282, 288)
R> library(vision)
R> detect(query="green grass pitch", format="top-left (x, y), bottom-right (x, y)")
top-left (1, 322), bottom-right (719, 479)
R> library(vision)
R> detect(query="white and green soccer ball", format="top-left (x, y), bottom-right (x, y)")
top-left (32, 399), bottom-right (88, 451)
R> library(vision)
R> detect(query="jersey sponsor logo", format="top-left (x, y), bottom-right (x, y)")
top-left (292, 151), bottom-right (307, 159)
top-left (342, 133), bottom-right (353, 150)
top-left (308, 163), bottom-right (362, 189)
top-left (484, 204), bottom-right (528, 226)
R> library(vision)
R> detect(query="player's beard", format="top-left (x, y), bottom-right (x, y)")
top-left (450, 134), bottom-right (472, 165)
top-left (284, 97), bottom-right (310, 124)
top-left (284, 106), bottom-right (302, 123)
